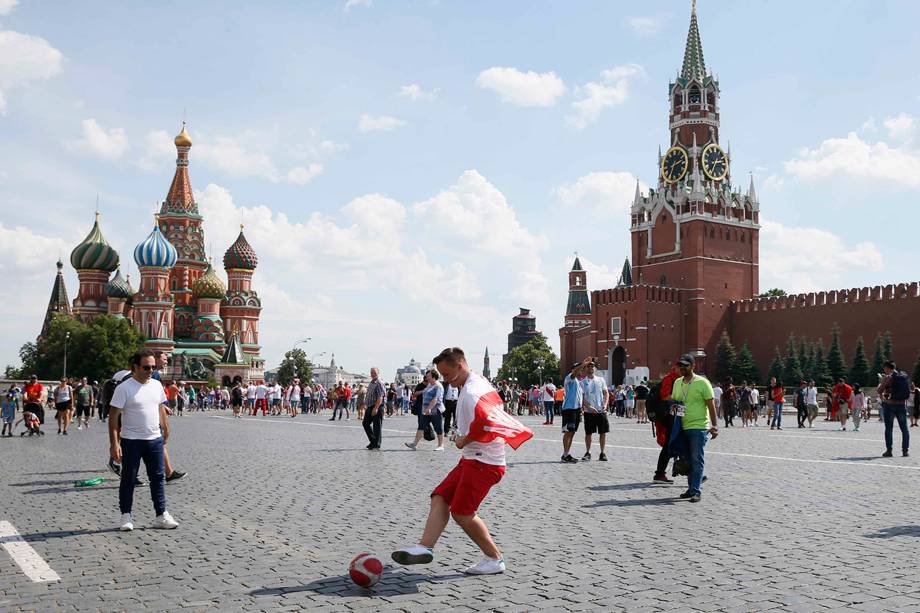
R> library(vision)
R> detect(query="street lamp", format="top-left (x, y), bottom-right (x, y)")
top-left (63, 331), bottom-right (71, 380)
top-left (534, 357), bottom-right (545, 386)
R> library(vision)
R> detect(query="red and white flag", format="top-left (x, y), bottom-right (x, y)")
top-left (465, 379), bottom-right (533, 450)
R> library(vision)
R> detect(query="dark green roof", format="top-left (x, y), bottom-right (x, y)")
top-left (681, 1), bottom-right (706, 82)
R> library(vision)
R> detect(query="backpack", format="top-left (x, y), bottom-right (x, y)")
top-left (890, 371), bottom-right (911, 402)
top-left (645, 382), bottom-right (667, 422)
top-left (100, 372), bottom-right (132, 413)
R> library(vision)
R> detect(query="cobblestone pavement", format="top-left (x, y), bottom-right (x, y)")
top-left (1, 408), bottom-right (919, 612)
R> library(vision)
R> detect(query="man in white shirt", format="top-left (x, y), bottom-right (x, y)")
top-left (580, 363), bottom-right (610, 462)
top-left (244, 382), bottom-right (256, 414)
top-left (805, 381), bottom-right (819, 427)
top-left (254, 381), bottom-right (268, 416)
top-left (108, 349), bottom-right (178, 531)
top-left (750, 386), bottom-right (761, 426)
top-left (712, 383), bottom-right (723, 420)
top-left (443, 383), bottom-right (459, 435)
top-left (541, 381), bottom-right (557, 425)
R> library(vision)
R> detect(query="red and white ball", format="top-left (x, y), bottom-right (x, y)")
top-left (349, 553), bottom-right (384, 588)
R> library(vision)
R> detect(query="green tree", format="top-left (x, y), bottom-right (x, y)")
top-left (883, 330), bottom-right (893, 362)
top-left (768, 347), bottom-right (784, 382)
top-left (10, 314), bottom-right (145, 382)
top-left (713, 330), bottom-right (736, 384)
top-left (5, 342), bottom-right (37, 380)
top-left (871, 333), bottom-right (885, 379)
top-left (731, 342), bottom-right (760, 385)
top-left (782, 333), bottom-right (803, 384)
top-left (757, 288), bottom-right (788, 298)
top-left (277, 348), bottom-right (313, 386)
top-left (848, 336), bottom-right (871, 387)
top-left (826, 323), bottom-right (847, 382)
top-left (496, 333), bottom-right (559, 387)
top-left (810, 339), bottom-right (832, 387)
top-left (912, 351), bottom-right (920, 387)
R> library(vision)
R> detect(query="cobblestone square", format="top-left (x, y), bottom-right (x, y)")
top-left (1, 410), bottom-right (919, 611)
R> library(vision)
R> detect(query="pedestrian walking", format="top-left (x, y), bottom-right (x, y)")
top-left (795, 381), bottom-right (808, 428)
top-left (108, 349), bottom-right (179, 531)
top-left (362, 368), bottom-right (385, 449)
top-left (878, 361), bottom-right (911, 457)
top-left (832, 378), bottom-right (854, 432)
top-left (53, 378), bottom-right (73, 435)
top-left (74, 377), bottom-right (94, 430)
top-left (805, 381), bottom-right (819, 427)
top-left (851, 384), bottom-right (865, 432)
top-left (909, 382), bottom-right (920, 428)
top-left (230, 381), bottom-right (244, 418)
top-left (721, 377), bottom-right (736, 427)
top-left (405, 370), bottom-right (445, 451)
top-left (669, 354), bottom-right (718, 502)
top-left (443, 383), bottom-right (458, 435)
top-left (769, 377), bottom-right (784, 430)
top-left (2, 386), bottom-right (17, 437)
top-left (541, 380), bottom-right (556, 425)
top-left (581, 362), bottom-right (610, 462)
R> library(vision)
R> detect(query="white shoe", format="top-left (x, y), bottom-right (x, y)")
top-left (433, 446), bottom-right (444, 452)
top-left (464, 556), bottom-right (505, 575)
top-left (77, 425), bottom-right (82, 431)
top-left (152, 511), bottom-right (179, 529)
top-left (119, 513), bottom-right (134, 531)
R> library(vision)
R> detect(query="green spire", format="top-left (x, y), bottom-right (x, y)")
top-left (681, 0), bottom-right (706, 82)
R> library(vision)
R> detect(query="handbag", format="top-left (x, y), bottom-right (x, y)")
top-left (423, 423), bottom-right (436, 441)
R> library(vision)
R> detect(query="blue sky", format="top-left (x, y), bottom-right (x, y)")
top-left (2, 0), bottom-right (919, 379)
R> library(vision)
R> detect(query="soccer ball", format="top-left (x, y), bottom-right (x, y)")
top-left (348, 553), bottom-right (384, 588)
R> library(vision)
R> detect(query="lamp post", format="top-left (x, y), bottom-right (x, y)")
top-left (310, 351), bottom-right (326, 385)
top-left (534, 357), bottom-right (545, 386)
top-left (63, 331), bottom-right (71, 380)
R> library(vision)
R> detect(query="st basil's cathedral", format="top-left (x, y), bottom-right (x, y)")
top-left (58, 124), bottom-right (265, 384)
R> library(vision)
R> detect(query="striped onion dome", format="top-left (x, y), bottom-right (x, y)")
top-left (70, 212), bottom-right (119, 272)
top-left (105, 268), bottom-right (134, 299)
top-left (222, 227), bottom-right (258, 270)
top-left (192, 261), bottom-right (226, 299)
top-left (134, 220), bottom-right (178, 268)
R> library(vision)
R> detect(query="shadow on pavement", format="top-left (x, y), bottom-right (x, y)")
top-left (586, 497), bottom-right (681, 508)
top-left (0, 527), bottom-right (121, 544)
top-left (865, 526), bottom-right (920, 539)
top-left (588, 482), bottom-right (657, 492)
top-left (20, 484), bottom-right (119, 495)
top-left (10, 479), bottom-right (93, 487)
top-left (832, 456), bottom-right (883, 461)
top-left (33, 469), bottom-right (101, 475)
top-left (507, 460), bottom-right (570, 466)
top-left (250, 570), bottom-right (467, 597)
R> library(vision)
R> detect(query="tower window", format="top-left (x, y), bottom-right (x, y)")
top-left (660, 275), bottom-right (668, 287)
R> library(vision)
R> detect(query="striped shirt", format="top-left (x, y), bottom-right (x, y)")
top-left (365, 378), bottom-right (386, 409)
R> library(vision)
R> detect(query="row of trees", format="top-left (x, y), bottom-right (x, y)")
top-left (4, 313), bottom-right (146, 383)
top-left (714, 325), bottom-right (920, 388)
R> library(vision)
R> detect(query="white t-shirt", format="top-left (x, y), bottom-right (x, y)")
top-left (805, 387), bottom-right (818, 405)
top-left (457, 372), bottom-right (506, 466)
top-left (55, 385), bottom-right (72, 403)
top-left (110, 377), bottom-right (166, 441)
top-left (445, 384), bottom-right (459, 401)
top-left (272, 384), bottom-right (282, 400)
top-left (581, 376), bottom-right (607, 413)
top-left (750, 388), bottom-right (760, 405)
top-left (255, 384), bottom-right (267, 400)
top-left (542, 383), bottom-right (556, 402)
top-left (245, 385), bottom-right (256, 399)
top-left (712, 386), bottom-right (723, 407)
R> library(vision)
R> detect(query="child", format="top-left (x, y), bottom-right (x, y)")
top-left (391, 347), bottom-right (532, 575)
top-left (15, 410), bottom-right (44, 436)
top-left (2, 389), bottom-right (16, 437)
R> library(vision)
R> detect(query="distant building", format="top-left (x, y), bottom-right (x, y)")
top-left (311, 354), bottom-right (368, 389)
top-left (395, 358), bottom-right (424, 386)
top-left (40, 259), bottom-right (73, 340)
top-left (505, 308), bottom-right (540, 360)
top-left (482, 347), bottom-right (491, 380)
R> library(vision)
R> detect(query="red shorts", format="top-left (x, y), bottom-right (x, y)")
top-left (431, 459), bottom-right (505, 516)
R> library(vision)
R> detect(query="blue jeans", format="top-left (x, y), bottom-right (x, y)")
top-left (685, 429), bottom-right (710, 495)
top-left (771, 402), bottom-right (783, 428)
top-left (119, 437), bottom-right (167, 516)
top-left (882, 402), bottom-right (909, 453)
top-left (544, 401), bottom-right (554, 423)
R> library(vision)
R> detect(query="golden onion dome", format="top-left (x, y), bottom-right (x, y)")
top-left (192, 261), bottom-right (226, 300)
top-left (174, 122), bottom-right (192, 147)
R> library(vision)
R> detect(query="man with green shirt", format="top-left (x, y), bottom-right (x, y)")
top-left (669, 354), bottom-right (719, 503)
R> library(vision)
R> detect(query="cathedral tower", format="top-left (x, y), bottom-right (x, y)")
top-left (40, 259), bottom-right (73, 339)
top-left (133, 217), bottom-right (178, 354)
top-left (221, 227), bottom-right (262, 355)
top-left (565, 256), bottom-right (591, 327)
top-left (483, 347), bottom-right (491, 380)
top-left (70, 211), bottom-right (119, 322)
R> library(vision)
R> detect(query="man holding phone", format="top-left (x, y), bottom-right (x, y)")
top-left (669, 354), bottom-right (718, 503)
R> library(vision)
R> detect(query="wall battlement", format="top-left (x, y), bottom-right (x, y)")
top-left (592, 284), bottom-right (682, 306)
top-left (733, 282), bottom-right (920, 313)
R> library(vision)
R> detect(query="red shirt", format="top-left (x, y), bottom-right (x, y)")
top-left (24, 382), bottom-right (43, 404)
top-left (165, 384), bottom-right (180, 401)
top-left (832, 383), bottom-right (853, 405)
top-left (344, 386), bottom-right (352, 401)
top-left (771, 385), bottom-right (784, 403)
top-left (660, 372), bottom-right (679, 400)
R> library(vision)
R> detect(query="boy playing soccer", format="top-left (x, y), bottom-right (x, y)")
top-left (391, 347), bottom-right (532, 575)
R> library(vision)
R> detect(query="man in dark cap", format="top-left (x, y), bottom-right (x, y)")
top-left (669, 354), bottom-right (718, 502)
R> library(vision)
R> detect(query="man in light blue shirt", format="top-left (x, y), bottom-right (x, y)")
top-left (560, 358), bottom-right (590, 463)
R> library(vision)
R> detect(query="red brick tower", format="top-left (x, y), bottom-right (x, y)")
top-left (565, 255), bottom-right (591, 328)
top-left (629, 0), bottom-right (759, 367)
top-left (158, 123), bottom-right (207, 340)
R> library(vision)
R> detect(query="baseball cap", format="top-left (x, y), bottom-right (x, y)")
top-left (677, 354), bottom-right (695, 367)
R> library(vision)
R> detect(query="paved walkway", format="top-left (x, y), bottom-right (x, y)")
top-left (1, 410), bottom-right (918, 611)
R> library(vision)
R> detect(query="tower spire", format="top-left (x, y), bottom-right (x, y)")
top-left (681, 0), bottom-right (706, 82)
top-left (162, 122), bottom-right (197, 214)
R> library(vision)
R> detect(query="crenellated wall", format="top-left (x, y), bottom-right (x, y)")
top-left (731, 282), bottom-right (920, 377)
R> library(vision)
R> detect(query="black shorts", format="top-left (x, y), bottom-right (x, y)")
top-left (561, 409), bottom-right (581, 433)
top-left (75, 404), bottom-right (91, 418)
top-left (584, 412), bottom-right (610, 435)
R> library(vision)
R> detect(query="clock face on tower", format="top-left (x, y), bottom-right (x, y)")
top-left (701, 143), bottom-right (728, 181)
top-left (661, 146), bottom-right (689, 183)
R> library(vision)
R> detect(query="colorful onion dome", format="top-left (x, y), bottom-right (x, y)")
top-left (223, 226), bottom-right (258, 270)
top-left (174, 122), bottom-right (192, 147)
top-left (70, 211), bottom-right (119, 272)
top-left (193, 261), bottom-right (226, 299)
top-left (105, 268), bottom-right (134, 299)
top-left (134, 218), bottom-right (178, 268)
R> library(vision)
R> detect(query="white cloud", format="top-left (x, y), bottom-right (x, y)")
top-left (0, 0), bottom-right (18, 16)
top-left (0, 223), bottom-right (69, 272)
top-left (627, 16), bottom-right (664, 36)
top-left (0, 29), bottom-right (64, 114)
top-left (883, 113), bottom-right (917, 142)
top-left (286, 163), bottom-right (323, 185)
top-left (475, 67), bottom-right (566, 108)
top-left (759, 219), bottom-right (883, 293)
top-left (319, 139), bottom-right (349, 153)
top-left (344, 0), bottom-right (371, 10)
top-left (572, 255), bottom-right (620, 290)
top-left (555, 171), bottom-right (643, 217)
top-left (399, 83), bottom-right (439, 102)
top-left (358, 113), bottom-right (406, 132)
top-left (761, 174), bottom-right (785, 192)
top-left (137, 129), bottom-right (175, 172)
top-left (784, 131), bottom-right (920, 187)
top-left (66, 118), bottom-right (128, 160)
top-left (566, 64), bottom-right (643, 129)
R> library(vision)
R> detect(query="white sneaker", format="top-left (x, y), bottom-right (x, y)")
top-left (152, 511), bottom-right (179, 529)
top-left (391, 544), bottom-right (434, 565)
top-left (77, 425), bottom-right (82, 431)
top-left (464, 556), bottom-right (505, 575)
top-left (119, 513), bottom-right (134, 531)
top-left (433, 446), bottom-right (444, 451)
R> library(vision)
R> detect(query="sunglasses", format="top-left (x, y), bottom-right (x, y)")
top-left (140, 365), bottom-right (155, 371)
